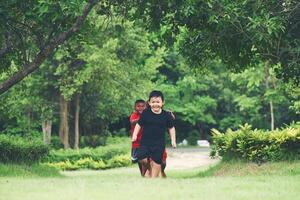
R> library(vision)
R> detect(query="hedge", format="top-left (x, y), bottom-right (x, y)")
top-left (42, 136), bottom-right (131, 170)
top-left (43, 154), bottom-right (132, 170)
top-left (0, 134), bottom-right (49, 163)
top-left (210, 123), bottom-right (300, 163)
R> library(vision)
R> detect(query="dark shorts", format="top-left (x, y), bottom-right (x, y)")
top-left (137, 144), bottom-right (165, 164)
top-left (131, 148), bottom-right (139, 163)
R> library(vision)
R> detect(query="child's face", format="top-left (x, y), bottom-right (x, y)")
top-left (135, 102), bottom-right (146, 114)
top-left (148, 96), bottom-right (164, 113)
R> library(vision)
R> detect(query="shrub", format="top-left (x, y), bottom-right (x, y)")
top-left (111, 128), bottom-right (128, 137)
top-left (0, 134), bottom-right (49, 163)
top-left (43, 155), bottom-right (131, 170)
top-left (186, 130), bottom-right (200, 146)
top-left (42, 136), bottom-right (131, 170)
top-left (211, 123), bottom-right (300, 163)
top-left (50, 136), bottom-right (64, 149)
top-left (107, 154), bottom-right (131, 168)
top-left (80, 135), bottom-right (107, 148)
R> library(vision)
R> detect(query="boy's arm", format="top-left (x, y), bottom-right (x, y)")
top-left (130, 119), bottom-right (139, 125)
top-left (169, 127), bottom-right (176, 148)
top-left (131, 123), bottom-right (141, 142)
top-left (166, 110), bottom-right (175, 119)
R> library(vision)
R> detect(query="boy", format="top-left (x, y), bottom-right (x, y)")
top-left (129, 99), bottom-right (146, 176)
top-left (130, 99), bottom-right (169, 177)
top-left (132, 90), bottom-right (176, 178)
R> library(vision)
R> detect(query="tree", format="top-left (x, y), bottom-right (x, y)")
top-left (0, 0), bottom-right (100, 94)
top-left (129, 0), bottom-right (300, 84)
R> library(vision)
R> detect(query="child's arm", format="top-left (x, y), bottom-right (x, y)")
top-left (166, 110), bottom-right (175, 119)
top-left (130, 119), bottom-right (139, 125)
top-left (131, 123), bottom-right (141, 142)
top-left (169, 127), bottom-right (176, 148)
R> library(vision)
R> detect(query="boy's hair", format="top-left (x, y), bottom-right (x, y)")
top-left (148, 90), bottom-right (164, 102)
top-left (135, 99), bottom-right (145, 105)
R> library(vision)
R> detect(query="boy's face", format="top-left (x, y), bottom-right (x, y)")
top-left (135, 102), bottom-right (146, 114)
top-left (148, 96), bottom-right (164, 113)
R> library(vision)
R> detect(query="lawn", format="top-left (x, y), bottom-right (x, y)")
top-left (0, 161), bottom-right (300, 200)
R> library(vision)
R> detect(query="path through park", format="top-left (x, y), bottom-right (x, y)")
top-left (165, 147), bottom-right (218, 170)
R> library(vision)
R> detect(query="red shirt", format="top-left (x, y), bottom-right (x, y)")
top-left (130, 111), bottom-right (143, 148)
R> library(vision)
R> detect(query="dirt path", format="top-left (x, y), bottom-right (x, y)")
top-left (165, 147), bottom-right (219, 170)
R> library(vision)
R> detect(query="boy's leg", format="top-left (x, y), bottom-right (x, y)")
top-left (161, 149), bottom-right (167, 178)
top-left (161, 160), bottom-right (167, 178)
top-left (151, 161), bottom-right (161, 177)
top-left (137, 145), bottom-right (151, 177)
top-left (138, 162), bottom-right (143, 176)
top-left (149, 145), bottom-right (164, 178)
top-left (139, 158), bottom-right (151, 177)
top-left (143, 158), bottom-right (152, 177)
top-left (132, 148), bottom-right (143, 175)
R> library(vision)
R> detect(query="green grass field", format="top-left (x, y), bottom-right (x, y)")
top-left (0, 161), bottom-right (300, 200)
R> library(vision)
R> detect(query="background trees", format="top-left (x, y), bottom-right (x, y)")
top-left (0, 0), bottom-right (299, 147)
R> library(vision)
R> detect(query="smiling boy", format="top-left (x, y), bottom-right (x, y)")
top-left (132, 90), bottom-right (176, 178)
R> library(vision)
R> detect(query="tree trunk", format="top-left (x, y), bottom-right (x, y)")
top-left (264, 62), bottom-right (275, 131)
top-left (270, 101), bottom-right (274, 131)
top-left (74, 93), bottom-right (80, 149)
top-left (59, 95), bottom-right (64, 143)
top-left (42, 120), bottom-right (52, 145)
top-left (59, 94), bottom-right (70, 149)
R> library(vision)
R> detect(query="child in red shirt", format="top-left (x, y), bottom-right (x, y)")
top-left (130, 99), bottom-right (146, 175)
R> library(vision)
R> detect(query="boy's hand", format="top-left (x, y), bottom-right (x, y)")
top-left (171, 141), bottom-right (177, 148)
top-left (132, 135), bottom-right (137, 142)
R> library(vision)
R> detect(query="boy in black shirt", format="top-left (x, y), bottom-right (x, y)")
top-left (132, 90), bottom-right (176, 178)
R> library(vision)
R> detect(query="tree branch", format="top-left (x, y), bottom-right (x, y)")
top-left (0, 0), bottom-right (99, 95)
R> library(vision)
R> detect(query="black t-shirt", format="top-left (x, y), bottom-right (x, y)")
top-left (137, 108), bottom-right (174, 146)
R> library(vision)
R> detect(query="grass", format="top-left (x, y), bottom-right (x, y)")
top-left (0, 163), bottom-right (61, 177)
top-left (206, 160), bottom-right (300, 177)
top-left (0, 161), bottom-right (300, 200)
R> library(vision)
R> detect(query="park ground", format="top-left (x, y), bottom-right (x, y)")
top-left (1, 147), bottom-right (300, 200)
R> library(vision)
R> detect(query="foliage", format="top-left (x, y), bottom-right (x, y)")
top-left (0, 134), bottom-right (49, 163)
top-left (210, 123), bottom-right (300, 163)
top-left (80, 135), bottom-right (107, 148)
top-left (45, 154), bottom-right (132, 171)
top-left (129, 0), bottom-right (300, 84)
top-left (186, 130), bottom-right (200, 146)
top-left (44, 137), bottom-right (130, 163)
top-left (43, 136), bottom-right (131, 170)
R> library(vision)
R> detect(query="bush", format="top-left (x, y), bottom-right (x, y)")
top-left (50, 136), bottom-right (64, 149)
top-left (43, 154), bottom-right (131, 170)
top-left (80, 135), bottom-right (107, 148)
top-left (42, 136), bottom-right (131, 170)
top-left (107, 154), bottom-right (131, 168)
top-left (0, 134), bottom-right (49, 163)
top-left (186, 130), bottom-right (200, 146)
top-left (111, 128), bottom-right (128, 137)
top-left (210, 123), bottom-right (300, 163)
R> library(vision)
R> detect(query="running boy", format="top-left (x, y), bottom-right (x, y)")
top-left (132, 90), bottom-right (176, 178)
top-left (130, 99), bottom-right (169, 177)
top-left (129, 99), bottom-right (146, 176)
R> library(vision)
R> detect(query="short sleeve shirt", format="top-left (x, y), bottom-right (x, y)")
top-left (138, 108), bottom-right (174, 146)
top-left (130, 111), bottom-right (143, 148)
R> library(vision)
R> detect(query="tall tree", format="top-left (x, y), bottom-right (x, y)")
top-left (0, 0), bottom-right (100, 94)
top-left (128, 0), bottom-right (300, 84)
